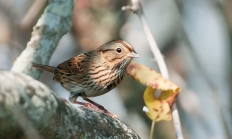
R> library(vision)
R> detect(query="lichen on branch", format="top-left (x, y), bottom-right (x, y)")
top-left (0, 71), bottom-right (140, 139)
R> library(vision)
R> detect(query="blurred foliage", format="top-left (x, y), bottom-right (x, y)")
top-left (126, 62), bottom-right (180, 121)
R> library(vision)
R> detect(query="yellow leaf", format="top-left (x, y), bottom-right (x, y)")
top-left (126, 62), bottom-right (181, 121)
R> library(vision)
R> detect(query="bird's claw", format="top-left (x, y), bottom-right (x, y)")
top-left (83, 103), bottom-right (116, 118)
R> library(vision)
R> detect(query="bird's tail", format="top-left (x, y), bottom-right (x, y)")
top-left (32, 63), bottom-right (55, 73)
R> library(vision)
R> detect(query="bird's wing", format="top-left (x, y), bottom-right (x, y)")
top-left (56, 54), bottom-right (87, 74)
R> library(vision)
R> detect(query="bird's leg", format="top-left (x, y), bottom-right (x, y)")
top-left (69, 93), bottom-right (98, 109)
top-left (82, 96), bottom-right (115, 118)
top-left (69, 93), bottom-right (115, 118)
top-left (82, 97), bottom-right (106, 110)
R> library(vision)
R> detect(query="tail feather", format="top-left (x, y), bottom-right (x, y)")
top-left (32, 63), bottom-right (55, 73)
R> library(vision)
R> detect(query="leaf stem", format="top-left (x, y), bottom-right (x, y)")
top-left (150, 120), bottom-right (156, 139)
top-left (122, 1), bottom-right (184, 139)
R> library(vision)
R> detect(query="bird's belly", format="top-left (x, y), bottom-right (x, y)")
top-left (62, 81), bottom-right (109, 97)
top-left (84, 87), bottom-right (109, 97)
top-left (84, 75), bottom-right (124, 97)
top-left (61, 71), bottom-right (124, 97)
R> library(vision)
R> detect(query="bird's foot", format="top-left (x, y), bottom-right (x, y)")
top-left (96, 106), bottom-right (116, 118)
top-left (69, 95), bottom-right (116, 118)
top-left (61, 98), bottom-right (69, 103)
top-left (82, 97), bottom-right (116, 118)
top-left (82, 103), bottom-right (99, 110)
top-left (83, 103), bottom-right (116, 118)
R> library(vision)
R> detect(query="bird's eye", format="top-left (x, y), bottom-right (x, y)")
top-left (116, 48), bottom-right (121, 53)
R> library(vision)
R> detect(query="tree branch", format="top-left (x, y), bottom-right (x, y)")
top-left (6, 0), bottom-right (140, 138)
top-left (0, 71), bottom-right (140, 139)
top-left (11, 0), bottom-right (74, 80)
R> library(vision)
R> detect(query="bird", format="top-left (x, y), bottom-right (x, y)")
top-left (32, 40), bottom-right (140, 114)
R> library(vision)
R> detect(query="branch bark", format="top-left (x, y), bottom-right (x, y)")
top-left (0, 71), bottom-right (140, 139)
top-left (11, 0), bottom-right (73, 80)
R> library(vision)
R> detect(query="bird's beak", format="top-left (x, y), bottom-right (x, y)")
top-left (128, 51), bottom-right (140, 58)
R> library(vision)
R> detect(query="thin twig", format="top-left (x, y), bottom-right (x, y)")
top-left (122, 0), bottom-right (184, 139)
top-left (150, 121), bottom-right (155, 139)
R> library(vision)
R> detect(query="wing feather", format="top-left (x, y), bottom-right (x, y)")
top-left (56, 54), bottom-right (86, 74)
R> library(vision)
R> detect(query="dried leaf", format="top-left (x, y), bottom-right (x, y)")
top-left (126, 62), bottom-right (181, 121)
